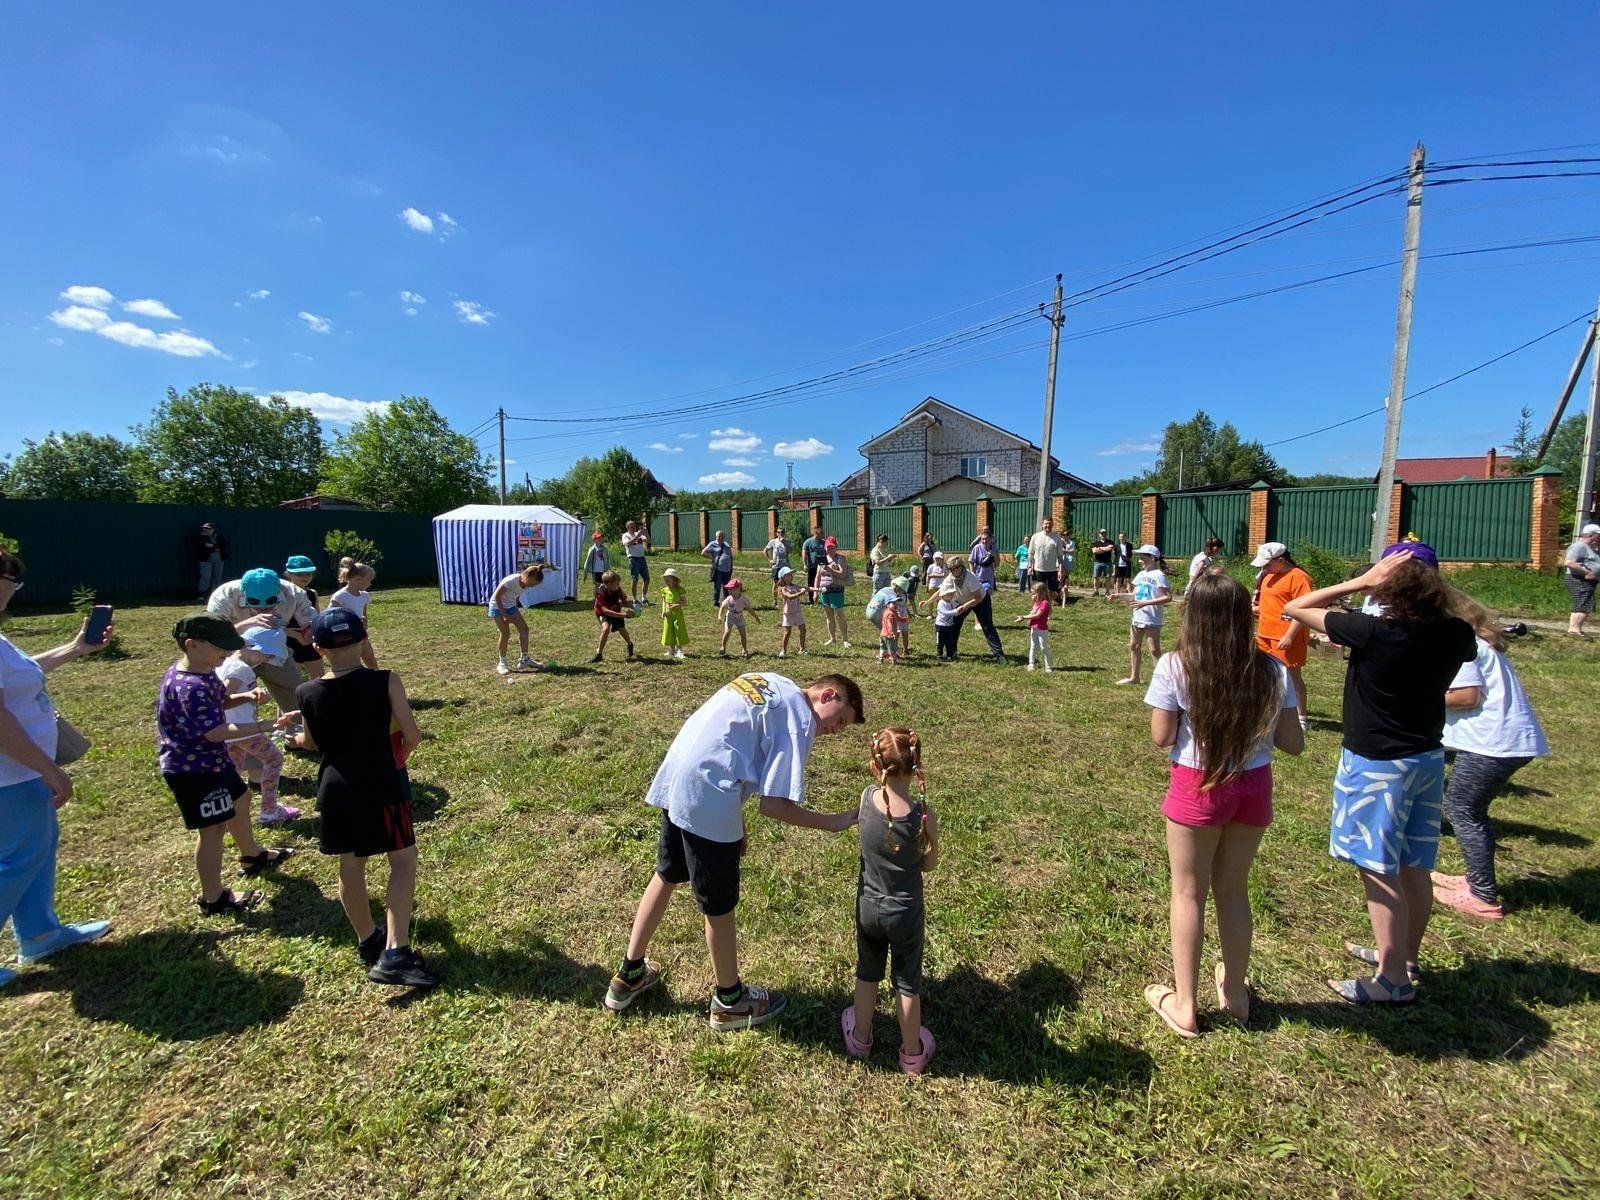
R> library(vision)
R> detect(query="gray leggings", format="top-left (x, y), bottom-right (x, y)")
top-left (1443, 751), bottom-right (1534, 903)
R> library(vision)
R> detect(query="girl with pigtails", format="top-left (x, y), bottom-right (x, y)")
top-left (841, 726), bottom-right (940, 1074)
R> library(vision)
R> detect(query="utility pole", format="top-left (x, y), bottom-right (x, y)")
top-left (1370, 143), bottom-right (1426, 562)
top-left (1534, 317), bottom-right (1596, 459)
top-left (1178, 447), bottom-right (1185, 491)
top-left (497, 406), bottom-right (507, 503)
top-left (1036, 273), bottom-right (1065, 527)
top-left (1577, 297), bottom-right (1600, 529)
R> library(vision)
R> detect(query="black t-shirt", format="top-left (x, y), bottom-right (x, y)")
top-left (1091, 538), bottom-right (1114, 563)
top-left (1323, 611), bottom-right (1476, 759)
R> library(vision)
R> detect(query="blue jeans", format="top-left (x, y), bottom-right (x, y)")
top-left (0, 777), bottom-right (64, 944)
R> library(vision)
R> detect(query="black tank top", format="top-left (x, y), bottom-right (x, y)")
top-left (296, 669), bottom-right (405, 806)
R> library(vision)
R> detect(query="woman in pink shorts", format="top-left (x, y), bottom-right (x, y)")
top-left (1142, 574), bottom-right (1304, 1036)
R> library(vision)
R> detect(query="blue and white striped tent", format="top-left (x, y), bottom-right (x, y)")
top-left (432, 503), bottom-right (582, 605)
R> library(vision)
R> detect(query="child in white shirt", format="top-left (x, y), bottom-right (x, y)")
top-left (1119, 546), bottom-right (1171, 686)
top-left (332, 557), bottom-right (378, 668)
top-left (718, 578), bottom-right (758, 657)
top-left (216, 627), bottom-right (300, 825)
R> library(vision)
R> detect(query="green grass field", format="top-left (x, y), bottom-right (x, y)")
top-left (3, 562), bottom-right (1598, 1199)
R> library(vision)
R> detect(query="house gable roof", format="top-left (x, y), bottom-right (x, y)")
top-left (858, 396), bottom-right (1052, 463)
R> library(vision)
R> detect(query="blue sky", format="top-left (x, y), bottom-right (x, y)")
top-left (3, 4), bottom-right (1597, 492)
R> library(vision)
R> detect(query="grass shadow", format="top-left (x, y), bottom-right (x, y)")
top-left (1501, 867), bottom-right (1600, 923)
top-left (412, 915), bottom-right (611, 1000)
top-left (408, 698), bottom-right (478, 712)
top-left (1255, 956), bottom-right (1600, 1060)
top-left (1493, 818), bottom-right (1587, 848)
top-left (10, 929), bottom-right (304, 1040)
top-left (774, 961), bottom-right (1154, 1089)
top-left (1305, 716), bottom-right (1344, 734)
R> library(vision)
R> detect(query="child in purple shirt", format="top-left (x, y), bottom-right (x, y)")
top-left (157, 614), bottom-right (295, 914)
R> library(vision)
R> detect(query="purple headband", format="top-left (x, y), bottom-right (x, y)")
top-left (1381, 541), bottom-right (1438, 569)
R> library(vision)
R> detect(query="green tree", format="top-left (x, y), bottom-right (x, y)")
top-left (1502, 404), bottom-right (1540, 474)
top-left (6, 431), bottom-right (144, 501)
top-left (580, 447), bottom-right (656, 543)
top-left (1143, 410), bottom-right (1291, 491)
top-left (134, 384), bottom-right (324, 506)
top-left (1543, 412), bottom-right (1587, 486)
top-left (321, 396), bottom-right (491, 513)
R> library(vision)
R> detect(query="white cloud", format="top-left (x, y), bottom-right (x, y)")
top-left (259, 390), bottom-right (390, 423)
top-left (772, 437), bottom-right (833, 460)
top-left (647, 442), bottom-right (684, 453)
top-left (708, 426), bottom-right (763, 453)
top-left (400, 207), bottom-right (434, 233)
top-left (248, 288), bottom-right (271, 300)
top-left (438, 212), bottom-right (458, 230)
top-left (400, 290), bottom-right (426, 305)
top-left (59, 285), bottom-right (113, 309)
top-left (123, 298), bottom-right (179, 320)
top-left (49, 305), bottom-right (111, 332)
top-left (677, 432), bottom-right (698, 440)
top-left (404, 308), bottom-right (418, 317)
top-left (49, 302), bottom-right (221, 357)
top-left (45, 336), bottom-right (64, 346)
top-left (698, 471), bottom-right (756, 486)
top-left (297, 311), bottom-right (333, 334)
top-left (723, 456), bottom-right (761, 467)
top-left (1096, 436), bottom-right (1161, 457)
top-left (454, 300), bottom-right (494, 326)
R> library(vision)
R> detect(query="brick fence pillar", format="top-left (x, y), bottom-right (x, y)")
top-left (911, 499), bottom-right (926, 550)
top-left (974, 493), bottom-right (993, 541)
top-left (1140, 489), bottom-right (1160, 549)
top-left (768, 505), bottom-right (780, 541)
top-left (1249, 480), bottom-right (1272, 552)
top-left (697, 509), bottom-right (709, 550)
top-left (666, 510), bottom-right (679, 552)
top-left (1050, 488), bottom-right (1068, 530)
top-left (855, 499), bottom-right (870, 555)
top-left (1385, 482), bottom-right (1405, 547)
top-left (809, 504), bottom-right (824, 540)
top-left (729, 507), bottom-right (742, 554)
top-left (1530, 465), bottom-right (1564, 572)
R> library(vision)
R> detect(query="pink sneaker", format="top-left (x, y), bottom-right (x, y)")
top-left (1435, 888), bottom-right (1504, 920)
top-left (259, 803), bottom-right (301, 825)
top-left (898, 1027), bottom-right (935, 1075)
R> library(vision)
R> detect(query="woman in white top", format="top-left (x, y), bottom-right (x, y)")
top-left (1188, 538), bottom-right (1224, 587)
top-left (1432, 591), bottom-right (1549, 920)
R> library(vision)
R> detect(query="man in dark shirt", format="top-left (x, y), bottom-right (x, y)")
top-left (1090, 530), bottom-right (1114, 598)
top-left (194, 522), bottom-right (229, 598)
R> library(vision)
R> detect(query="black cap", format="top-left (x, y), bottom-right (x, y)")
top-left (311, 606), bottom-right (367, 649)
top-left (173, 614), bottom-right (245, 650)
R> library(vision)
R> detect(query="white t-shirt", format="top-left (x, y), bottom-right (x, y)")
top-left (1188, 552), bottom-right (1214, 583)
top-left (1131, 569), bottom-right (1170, 627)
top-left (1028, 531), bottom-right (1063, 573)
top-left (216, 656), bottom-right (260, 735)
top-left (331, 587), bottom-right (370, 619)
top-left (1145, 653), bottom-right (1294, 772)
top-left (644, 673), bottom-right (816, 843)
top-left (0, 634), bottom-right (56, 786)
top-left (491, 574), bottom-right (527, 609)
top-left (622, 529), bottom-right (648, 558)
top-left (1442, 639), bottom-right (1549, 758)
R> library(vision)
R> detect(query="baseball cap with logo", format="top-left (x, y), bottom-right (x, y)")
top-left (240, 568), bottom-right (281, 607)
top-left (172, 613), bottom-right (246, 650)
top-left (1250, 542), bottom-right (1289, 568)
top-left (311, 606), bottom-right (367, 649)
top-left (283, 555), bottom-right (316, 575)
top-left (241, 626), bottom-right (290, 664)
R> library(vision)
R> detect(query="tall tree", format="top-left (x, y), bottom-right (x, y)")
top-left (134, 384), bottom-right (323, 506)
top-left (1145, 410), bottom-right (1291, 491)
top-left (6, 431), bottom-right (144, 501)
top-left (321, 396), bottom-right (491, 513)
top-left (581, 447), bottom-right (656, 542)
top-left (1544, 412), bottom-right (1588, 491)
top-left (1502, 404), bottom-right (1540, 474)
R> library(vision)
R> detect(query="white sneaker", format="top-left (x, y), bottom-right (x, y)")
top-left (1026, 663), bottom-right (1035, 671)
top-left (662, 650), bottom-right (674, 659)
top-left (798, 649), bottom-right (809, 656)
top-left (674, 649), bottom-right (686, 660)
top-left (1044, 666), bottom-right (1053, 673)
top-left (496, 658), bottom-right (510, 676)
top-left (517, 654), bottom-right (538, 671)
top-left (777, 650), bottom-right (787, 658)
top-left (841, 641), bottom-right (852, 650)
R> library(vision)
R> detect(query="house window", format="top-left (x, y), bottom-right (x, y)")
top-left (960, 455), bottom-right (987, 479)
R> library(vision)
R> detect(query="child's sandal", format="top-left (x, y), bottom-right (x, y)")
top-left (840, 1007), bottom-right (874, 1059)
top-left (196, 889), bottom-right (264, 916)
top-left (898, 1027), bottom-right (935, 1075)
top-left (238, 847), bottom-right (295, 877)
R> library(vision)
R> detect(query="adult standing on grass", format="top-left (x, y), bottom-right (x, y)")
top-left (815, 538), bottom-right (852, 649)
top-left (1027, 516), bottom-right (1065, 605)
top-left (919, 531), bottom-right (938, 576)
top-left (1250, 542), bottom-right (1313, 731)
top-left (764, 529), bottom-right (791, 607)
top-left (930, 556), bottom-right (987, 662)
top-left (207, 568), bottom-right (316, 713)
top-left (1283, 544), bottom-right (1475, 1005)
top-left (869, 533), bottom-right (897, 591)
top-left (803, 525), bottom-right (827, 606)
top-left (1430, 590), bottom-right (1549, 921)
top-left (604, 671), bottom-right (864, 1028)
top-left (194, 521), bottom-right (229, 599)
top-left (1090, 529), bottom-right (1114, 597)
top-left (622, 521), bottom-right (651, 606)
top-left (1143, 573), bottom-right (1303, 1037)
top-left (1563, 523), bottom-right (1600, 638)
top-left (1113, 532), bottom-right (1135, 596)
top-left (0, 547), bottom-right (114, 988)
top-left (702, 530), bottom-right (734, 608)
top-left (966, 531), bottom-right (1008, 663)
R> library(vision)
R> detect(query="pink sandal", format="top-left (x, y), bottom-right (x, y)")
top-left (898, 1027), bottom-right (935, 1075)
top-left (841, 1007), bottom-right (873, 1058)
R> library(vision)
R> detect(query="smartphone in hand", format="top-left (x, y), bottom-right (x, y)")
top-left (85, 604), bottom-right (114, 645)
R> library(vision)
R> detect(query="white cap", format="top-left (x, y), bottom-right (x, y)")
top-left (1583, 523), bottom-right (1600, 537)
top-left (1135, 544), bottom-right (1161, 558)
top-left (1251, 541), bottom-right (1288, 568)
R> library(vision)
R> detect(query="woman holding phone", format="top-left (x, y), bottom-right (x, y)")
top-left (0, 546), bottom-right (115, 987)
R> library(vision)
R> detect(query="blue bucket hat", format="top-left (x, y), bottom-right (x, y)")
top-left (240, 626), bottom-right (290, 664)
top-left (283, 555), bottom-right (316, 575)
top-left (240, 568), bottom-right (281, 607)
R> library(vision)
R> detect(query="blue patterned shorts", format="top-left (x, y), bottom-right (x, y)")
top-left (1329, 747), bottom-right (1445, 875)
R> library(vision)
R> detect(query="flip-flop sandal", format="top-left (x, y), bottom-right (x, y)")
top-left (1327, 973), bottom-right (1417, 1006)
top-left (238, 847), bottom-right (295, 877)
top-left (1344, 943), bottom-right (1420, 985)
top-left (840, 1007), bottom-right (873, 1059)
top-left (1143, 984), bottom-right (1200, 1038)
top-left (196, 889), bottom-right (264, 916)
top-left (1213, 962), bottom-right (1251, 1029)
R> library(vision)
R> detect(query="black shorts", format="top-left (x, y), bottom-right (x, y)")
top-left (164, 769), bottom-right (248, 831)
top-left (1114, 565), bottom-right (1131, 581)
top-left (655, 811), bottom-right (741, 917)
top-left (1033, 568), bottom-right (1060, 592)
top-left (290, 638), bottom-right (321, 665)
top-left (318, 785), bottom-right (416, 858)
top-left (600, 614), bottom-right (626, 631)
top-left (856, 890), bottom-right (925, 996)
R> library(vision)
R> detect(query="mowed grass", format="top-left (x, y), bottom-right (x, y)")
top-left (3, 559), bottom-right (1599, 1200)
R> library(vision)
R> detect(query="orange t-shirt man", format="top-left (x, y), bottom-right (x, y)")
top-left (1255, 564), bottom-right (1313, 668)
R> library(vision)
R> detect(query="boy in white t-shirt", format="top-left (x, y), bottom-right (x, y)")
top-left (1118, 545), bottom-right (1171, 686)
top-left (605, 672), bottom-right (864, 1030)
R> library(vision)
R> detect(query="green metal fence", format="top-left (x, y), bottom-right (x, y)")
top-left (649, 511), bottom-right (672, 547)
top-left (1071, 496), bottom-right (1140, 541)
top-left (703, 510), bottom-right (733, 546)
top-left (1159, 491), bottom-right (1250, 557)
top-left (0, 498), bottom-right (436, 607)
top-left (1273, 485), bottom-right (1378, 559)
top-left (1401, 478), bottom-right (1533, 562)
top-left (867, 504), bottom-right (913, 551)
top-left (739, 508), bottom-right (770, 548)
top-left (993, 498), bottom-right (1035, 556)
top-left (925, 501), bottom-right (975, 551)
top-left (817, 504), bottom-right (858, 550)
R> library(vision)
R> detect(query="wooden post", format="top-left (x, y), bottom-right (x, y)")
top-left (729, 507), bottom-right (742, 555)
top-left (1530, 465), bottom-right (1563, 572)
top-left (667, 510), bottom-right (679, 552)
top-left (1140, 488), bottom-right (1160, 549)
top-left (1371, 143), bottom-right (1427, 562)
top-left (1249, 480), bottom-right (1272, 551)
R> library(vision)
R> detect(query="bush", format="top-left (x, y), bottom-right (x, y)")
top-left (1286, 541), bottom-right (1363, 590)
top-left (324, 530), bottom-right (383, 574)
top-left (70, 584), bottom-right (127, 658)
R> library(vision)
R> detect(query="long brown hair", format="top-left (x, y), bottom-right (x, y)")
top-left (1370, 559), bottom-right (1450, 624)
top-left (1175, 574), bottom-right (1285, 792)
top-left (1445, 587), bottom-right (1503, 651)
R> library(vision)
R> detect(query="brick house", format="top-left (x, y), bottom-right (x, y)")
top-left (840, 396), bottom-right (1105, 504)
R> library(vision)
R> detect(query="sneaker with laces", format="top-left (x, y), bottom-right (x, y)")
top-left (709, 982), bottom-right (787, 1032)
top-left (604, 959), bottom-right (663, 1011)
top-left (517, 654), bottom-right (540, 672)
top-left (357, 926), bottom-right (386, 967)
top-left (496, 657), bottom-right (511, 676)
top-left (841, 641), bottom-right (852, 650)
top-left (368, 945), bottom-right (440, 988)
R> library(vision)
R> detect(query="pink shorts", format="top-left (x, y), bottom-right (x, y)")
top-left (1162, 763), bottom-right (1273, 828)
